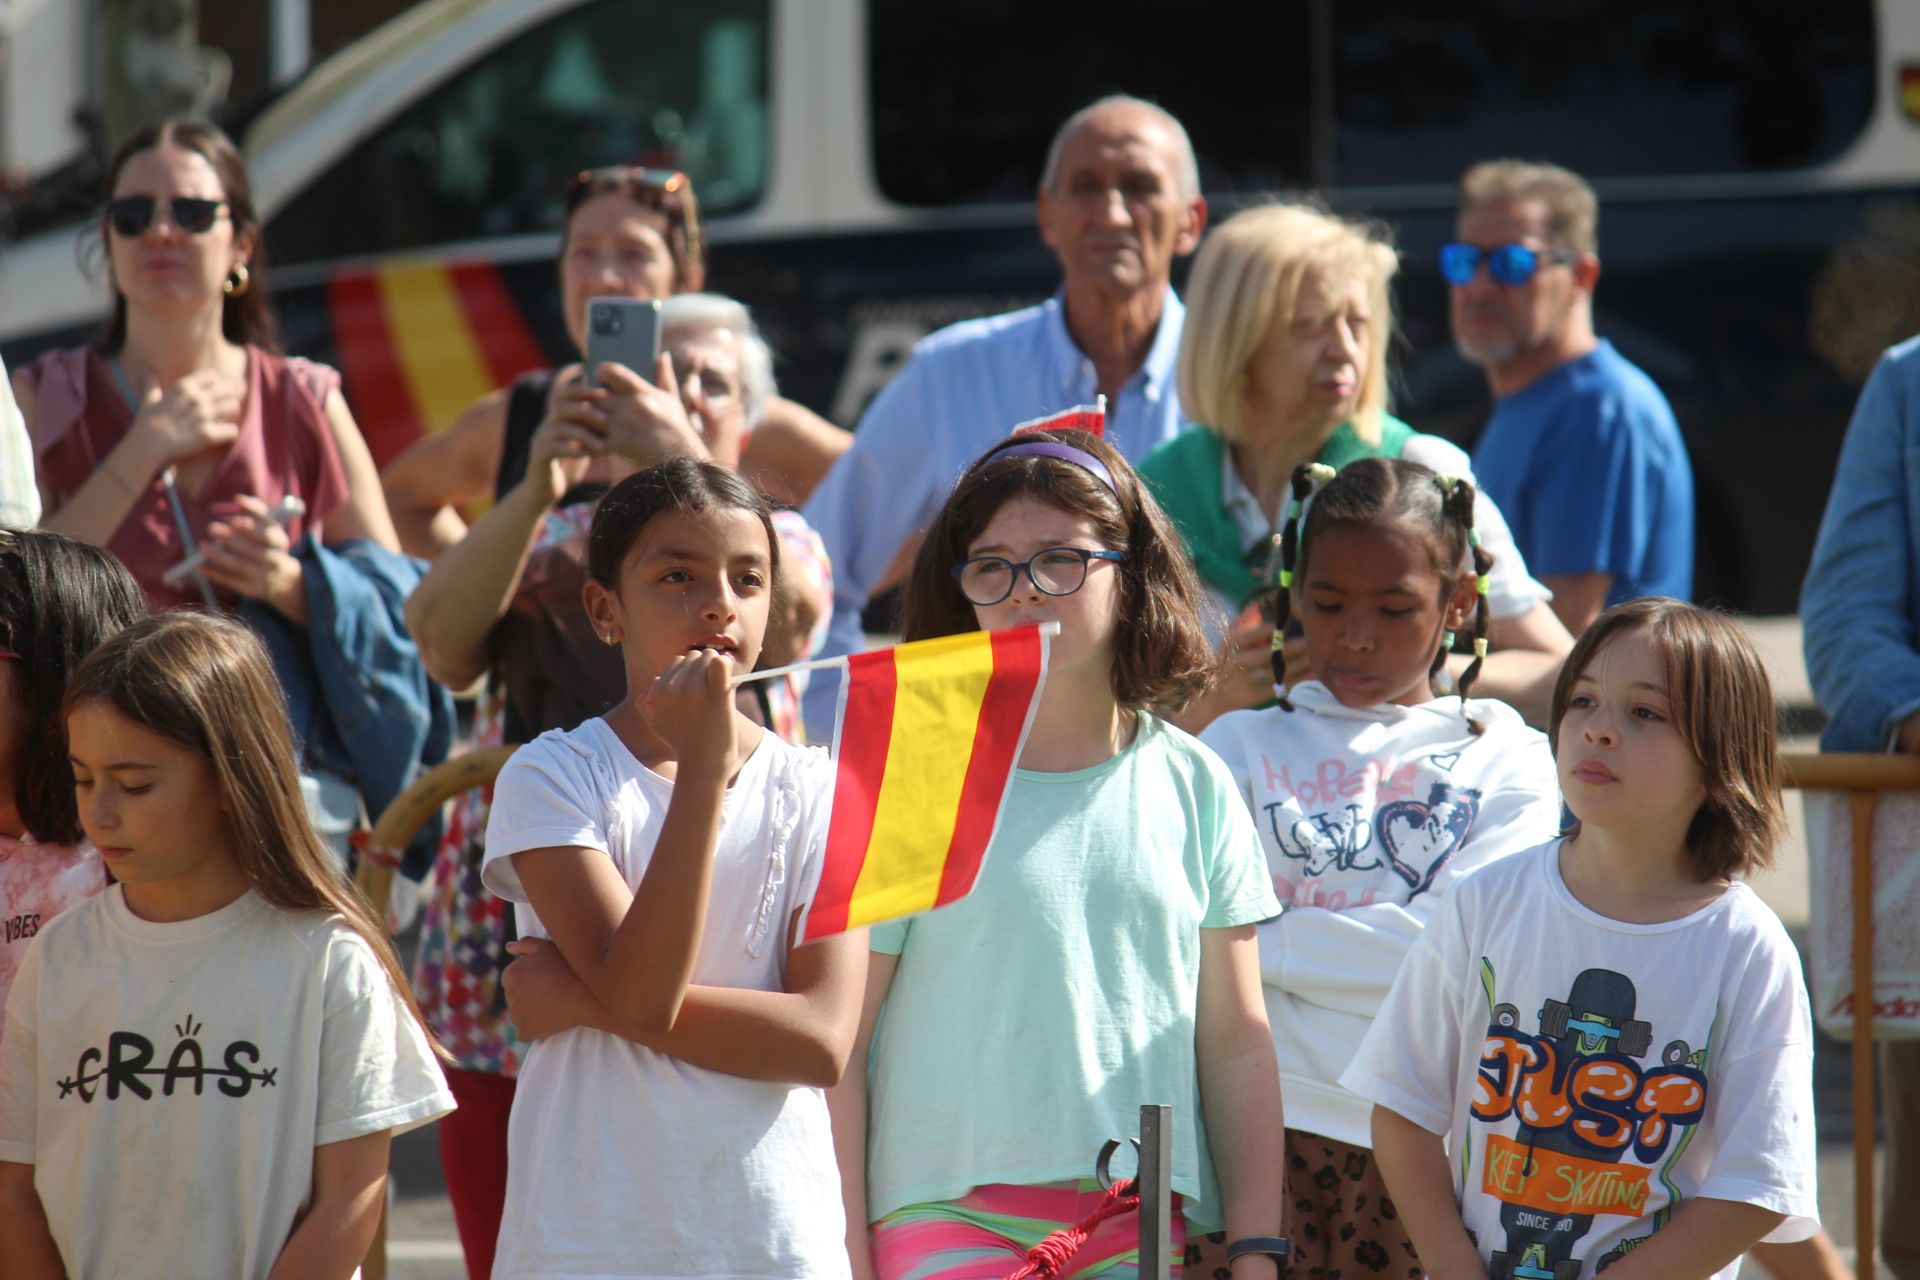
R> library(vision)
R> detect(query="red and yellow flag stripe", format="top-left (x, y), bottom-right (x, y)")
top-left (802, 625), bottom-right (1051, 942)
top-left (328, 258), bottom-right (548, 464)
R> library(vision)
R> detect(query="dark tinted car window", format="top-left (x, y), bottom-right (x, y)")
top-left (270, 0), bottom-right (769, 265)
top-left (868, 0), bottom-right (1314, 207)
top-left (1335, 0), bottom-right (1875, 184)
top-left (869, 0), bottom-right (1875, 205)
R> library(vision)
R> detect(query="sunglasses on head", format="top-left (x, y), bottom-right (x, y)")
top-left (106, 195), bottom-right (231, 237)
top-left (1438, 241), bottom-right (1574, 287)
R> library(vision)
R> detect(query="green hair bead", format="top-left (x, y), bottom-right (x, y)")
top-left (1278, 569), bottom-right (1293, 589)
top-left (1473, 637), bottom-right (1490, 659)
top-left (1442, 630), bottom-right (1457, 649)
top-left (1476, 573), bottom-right (1491, 596)
top-left (1468, 528), bottom-right (1483, 548)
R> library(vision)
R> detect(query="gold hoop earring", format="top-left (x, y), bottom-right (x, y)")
top-left (224, 263), bottom-right (250, 296)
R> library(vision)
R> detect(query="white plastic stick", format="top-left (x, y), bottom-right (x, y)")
top-left (730, 654), bottom-right (849, 688)
top-left (731, 621), bottom-right (1061, 688)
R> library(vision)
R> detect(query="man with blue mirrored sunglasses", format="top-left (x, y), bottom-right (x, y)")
top-left (1448, 160), bottom-right (1693, 635)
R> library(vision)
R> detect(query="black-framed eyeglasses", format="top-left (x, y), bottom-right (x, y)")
top-left (105, 195), bottom-right (230, 237)
top-left (1438, 241), bottom-right (1574, 287)
top-left (950, 546), bottom-right (1126, 607)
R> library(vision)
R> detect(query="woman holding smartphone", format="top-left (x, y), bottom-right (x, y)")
top-left (14, 118), bottom-right (425, 861)
top-left (383, 167), bottom-right (847, 559)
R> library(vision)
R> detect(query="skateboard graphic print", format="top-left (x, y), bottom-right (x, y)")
top-left (1472, 963), bottom-right (1711, 1278)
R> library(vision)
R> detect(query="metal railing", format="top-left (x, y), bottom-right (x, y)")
top-left (1779, 751), bottom-right (1920, 1280)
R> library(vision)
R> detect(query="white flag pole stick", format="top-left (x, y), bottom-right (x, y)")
top-left (729, 621), bottom-right (1061, 689)
top-left (731, 654), bottom-right (850, 688)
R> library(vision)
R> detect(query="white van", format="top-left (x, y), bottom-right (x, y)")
top-left (4, 0), bottom-right (1917, 613)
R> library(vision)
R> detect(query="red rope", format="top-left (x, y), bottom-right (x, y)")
top-left (1004, 1179), bottom-right (1141, 1280)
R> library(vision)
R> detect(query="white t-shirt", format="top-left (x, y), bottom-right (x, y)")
top-left (0, 836), bottom-right (106, 1035)
top-left (1201, 682), bottom-right (1561, 1145)
top-left (481, 718), bottom-right (849, 1280)
top-left (1341, 841), bottom-right (1819, 1277)
top-left (0, 887), bottom-right (454, 1280)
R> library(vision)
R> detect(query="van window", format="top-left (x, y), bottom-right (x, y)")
top-left (269, 0), bottom-right (770, 265)
top-left (867, 0), bottom-right (1313, 207)
top-left (868, 0), bottom-right (1874, 206)
top-left (1334, 0), bottom-right (1875, 184)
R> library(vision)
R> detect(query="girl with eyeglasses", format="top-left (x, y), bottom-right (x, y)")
top-left (1137, 202), bottom-right (1573, 734)
top-left (830, 428), bottom-right (1289, 1280)
top-left (14, 119), bottom-right (433, 869)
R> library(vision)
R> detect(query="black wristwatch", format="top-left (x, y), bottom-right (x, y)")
top-left (1227, 1235), bottom-right (1293, 1268)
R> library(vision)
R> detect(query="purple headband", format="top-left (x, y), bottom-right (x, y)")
top-left (981, 440), bottom-right (1117, 492)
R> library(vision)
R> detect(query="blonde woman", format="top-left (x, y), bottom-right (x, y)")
top-left (1138, 202), bottom-right (1571, 731)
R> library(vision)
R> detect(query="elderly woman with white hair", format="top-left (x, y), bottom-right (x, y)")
top-left (1137, 202), bottom-right (1572, 731)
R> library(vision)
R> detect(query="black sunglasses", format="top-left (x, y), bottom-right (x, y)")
top-left (105, 195), bottom-right (231, 237)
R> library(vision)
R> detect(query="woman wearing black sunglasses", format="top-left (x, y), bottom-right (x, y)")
top-left (14, 119), bottom-right (442, 870)
top-left (1136, 201), bottom-right (1576, 736)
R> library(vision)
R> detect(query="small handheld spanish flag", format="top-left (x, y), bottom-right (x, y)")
top-left (739, 624), bottom-right (1054, 943)
top-left (1012, 396), bottom-right (1105, 438)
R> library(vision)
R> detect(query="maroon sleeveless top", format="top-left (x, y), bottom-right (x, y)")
top-left (27, 346), bottom-right (350, 611)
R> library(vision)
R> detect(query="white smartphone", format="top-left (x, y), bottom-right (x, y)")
top-left (583, 296), bottom-right (662, 389)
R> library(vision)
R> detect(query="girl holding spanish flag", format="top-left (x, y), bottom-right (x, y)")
top-left (477, 458), bottom-right (864, 1279)
top-left (829, 428), bottom-right (1289, 1279)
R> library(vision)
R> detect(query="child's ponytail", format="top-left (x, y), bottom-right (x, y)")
top-left (1436, 475), bottom-right (1494, 735)
top-left (1270, 462), bottom-right (1337, 709)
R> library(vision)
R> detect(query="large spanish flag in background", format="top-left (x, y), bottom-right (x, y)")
top-left (798, 624), bottom-right (1053, 943)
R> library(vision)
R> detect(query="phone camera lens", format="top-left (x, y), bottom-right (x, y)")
top-left (592, 306), bottom-right (623, 336)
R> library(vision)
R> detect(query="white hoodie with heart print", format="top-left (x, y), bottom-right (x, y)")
top-left (1199, 681), bottom-right (1561, 1146)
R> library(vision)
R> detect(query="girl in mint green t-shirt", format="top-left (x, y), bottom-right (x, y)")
top-left (828, 428), bottom-right (1290, 1280)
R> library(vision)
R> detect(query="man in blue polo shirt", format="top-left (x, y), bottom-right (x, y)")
top-left (1449, 160), bottom-right (1692, 634)
top-left (803, 94), bottom-right (1207, 730)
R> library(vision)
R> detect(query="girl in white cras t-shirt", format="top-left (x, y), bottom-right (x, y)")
top-left (0, 612), bottom-right (453, 1279)
top-left (1344, 598), bottom-right (1820, 1280)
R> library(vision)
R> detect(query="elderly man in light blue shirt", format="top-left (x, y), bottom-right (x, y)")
top-left (803, 95), bottom-right (1207, 732)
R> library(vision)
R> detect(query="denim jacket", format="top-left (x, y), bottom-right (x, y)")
top-left (1802, 335), bottom-right (1920, 752)
top-left (246, 537), bottom-right (455, 874)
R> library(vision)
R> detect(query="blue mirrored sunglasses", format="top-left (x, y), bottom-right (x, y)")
top-left (1438, 241), bottom-right (1573, 287)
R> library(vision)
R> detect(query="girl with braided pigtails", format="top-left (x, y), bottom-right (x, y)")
top-left (1194, 457), bottom-right (1562, 1278)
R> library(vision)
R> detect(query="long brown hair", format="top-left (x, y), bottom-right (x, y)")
top-left (0, 529), bottom-right (148, 845)
top-left (1549, 598), bottom-right (1785, 881)
top-left (63, 612), bottom-right (442, 1054)
top-left (95, 118), bottom-right (280, 353)
top-left (900, 428), bottom-right (1218, 712)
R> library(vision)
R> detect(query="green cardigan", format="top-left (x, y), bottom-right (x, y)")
top-left (1138, 416), bottom-right (1416, 604)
